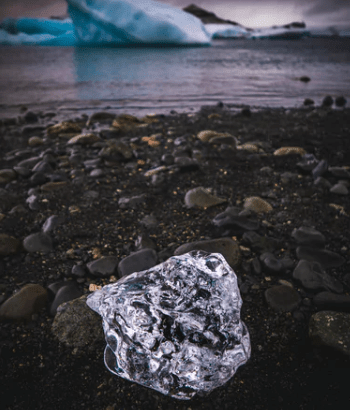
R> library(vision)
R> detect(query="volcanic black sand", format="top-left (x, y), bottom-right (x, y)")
top-left (1, 103), bottom-right (350, 409)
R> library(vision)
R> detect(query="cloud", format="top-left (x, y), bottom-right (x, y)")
top-left (302, 0), bottom-right (350, 16)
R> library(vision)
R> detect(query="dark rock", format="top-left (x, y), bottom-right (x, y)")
top-left (304, 98), bottom-right (314, 106)
top-left (42, 215), bottom-right (65, 233)
top-left (17, 156), bottom-right (40, 169)
top-left (265, 285), bottom-right (301, 312)
top-left (213, 208), bottom-right (259, 235)
top-left (24, 111), bottom-right (39, 123)
top-left (86, 256), bottom-right (119, 277)
top-left (30, 171), bottom-right (48, 186)
top-left (51, 295), bottom-right (104, 354)
top-left (0, 284), bottom-right (47, 322)
top-left (291, 226), bottom-right (326, 247)
top-left (135, 234), bottom-right (157, 250)
top-left (118, 248), bottom-right (158, 277)
top-left (174, 237), bottom-right (241, 269)
top-left (293, 260), bottom-right (343, 293)
top-left (312, 159), bottom-right (328, 179)
top-left (313, 292), bottom-right (350, 312)
top-left (0, 234), bottom-right (21, 256)
top-left (296, 154), bottom-right (319, 172)
top-left (119, 194), bottom-right (147, 209)
top-left (328, 167), bottom-right (350, 179)
top-left (50, 285), bottom-right (82, 316)
top-left (299, 76), bottom-right (311, 83)
top-left (242, 231), bottom-right (278, 253)
top-left (26, 194), bottom-right (40, 210)
top-left (335, 96), bottom-right (347, 108)
top-left (296, 246), bottom-right (345, 268)
top-left (322, 95), bottom-right (334, 107)
top-left (309, 311), bottom-right (350, 357)
top-left (71, 264), bottom-right (87, 278)
top-left (23, 232), bottom-right (53, 253)
top-left (260, 252), bottom-right (284, 274)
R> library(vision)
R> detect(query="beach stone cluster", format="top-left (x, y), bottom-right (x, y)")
top-left (0, 105), bottom-right (350, 406)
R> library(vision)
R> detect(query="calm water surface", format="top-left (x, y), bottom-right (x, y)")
top-left (0, 38), bottom-right (349, 117)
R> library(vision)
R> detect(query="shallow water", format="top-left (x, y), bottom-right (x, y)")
top-left (0, 38), bottom-right (350, 117)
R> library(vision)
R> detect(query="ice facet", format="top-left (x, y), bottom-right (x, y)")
top-left (87, 251), bottom-right (250, 400)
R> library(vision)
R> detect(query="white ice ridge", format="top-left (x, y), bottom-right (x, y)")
top-left (66, 0), bottom-right (211, 46)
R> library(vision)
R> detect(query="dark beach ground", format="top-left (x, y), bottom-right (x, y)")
top-left (1, 102), bottom-right (350, 409)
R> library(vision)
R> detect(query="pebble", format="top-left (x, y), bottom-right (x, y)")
top-left (50, 284), bottom-right (82, 316)
top-left (32, 160), bottom-right (53, 173)
top-left (71, 264), bottom-right (87, 278)
top-left (265, 285), bottom-right (301, 312)
top-left (313, 292), bottom-right (350, 312)
top-left (118, 248), bottom-right (158, 277)
top-left (51, 295), bottom-right (104, 354)
top-left (328, 167), bottom-right (350, 179)
top-left (118, 194), bottom-right (147, 209)
top-left (309, 311), bottom-right (350, 357)
top-left (0, 284), bottom-right (47, 321)
top-left (184, 187), bottom-right (226, 208)
top-left (259, 252), bottom-right (284, 274)
top-left (242, 231), bottom-right (278, 253)
top-left (47, 121), bottom-right (82, 135)
top-left (330, 183), bottom-right (348, 195)
top-left (312, 159), bottom-right (328, 178)
top-left (0, 233), bottom-right (21, 256)
top-left (291, 226), bottom-right (326, 247)
top-left (26, 194), bottom-right (40, 210)
top-left (23, 232), bottom-right (53, 253)
top-left (296, 154), bottom-right (319, 172)
top-left (42, 215), bottom-right (65, 233)
top-left (296, 246), bottom-right (345, 268)
top-left (174, 237), bottom-right (241, 269)
top-left (0, 169), bottom-right (17, 184)
top-left (243, 196), bottom-right (273, 214)
top-left (41, 181), bottom-right (68, 191)
top-left (212, 208), bottom-right (260, 234)
top-left (86, 256), bottom-right (119, 277)
top-left (273, 147), bottom-right (306, 156)
top-left (293, 260), bottom-right (343, 293)
top-left (28, 136), bottom-right (44, 147)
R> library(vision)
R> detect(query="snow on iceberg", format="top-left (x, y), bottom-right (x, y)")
top-left (205, 24), bottom-right (249, 39)
top-left (66, 0), bottom-right (211, 46)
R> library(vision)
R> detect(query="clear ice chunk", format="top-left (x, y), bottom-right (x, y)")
top-left (87, 251), bottom-right (250, 400)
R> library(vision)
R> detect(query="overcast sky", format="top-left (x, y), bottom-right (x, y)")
top-left (1, 0), bottom-right (350, 28)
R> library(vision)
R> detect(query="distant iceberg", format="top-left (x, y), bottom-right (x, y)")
top-left (0, 0), bottom-right (211, 46)
top-left (205, 24), bottom-right (249, 39)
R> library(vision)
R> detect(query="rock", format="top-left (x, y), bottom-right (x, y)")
top-left (0, 169), bottom-right (17, 184)
top-left (309, 311), bottom-right (350, 357)
top-left (26, 194), bottom-right (40, 210)
top-left (328, 167), bottom-right (350, 179)
top-left (322, 95), bottom-right (334, 107)
top-left (209, 135), bottom-right (237, 147)
top-left (118, 248), bottom-right (158, 277)
top-left (41, 181), bottom-right (68, 191)
top-left (260, 252), bottom-right (284, 274)
top-left (99, 141), bottom-right (133, 160)
top-left (30, 171), bottom-right (48, 186)
top-left (118, 194), bottom-right (147, 209)
top-left (52, 295), bottom-right (104, 354)
top-left (32, 160), bottom-right (53, 173)
top-left (265, 285), bottom-right (301, 312)
top-left (174, 237), bottom-right (241, 268)
top-left (47, 121), bottom-right (82, 135)
top-left (28, 136), bottom-right (44, 147)
top-left (299, 76), bottom-right (311, 83)
top-left (212, 207), bottom-right (259, 234)
top-left (0, 234), bottom-right (21, 256)
top-left (296, 246), bottom-right (345, 268)
top-left (273, 147), bottom-right (306, 156)
top-left (242, 231), bottom-right (278, 253)
top-left (42, 215), bottom-right (65, 233)
top-left (296, 154), bottom-right (319, 172)
top-left (86, 251), bottom-right (250, 400)
top-left (17, 156), bottom-right (40, 169)
top-left (0, 284), bottom-right (47, 322)
top-left (304, 98), bottom-right (314, 106)
top-left (23, 232), bottom-right (53, 253)
top-left (291, 226), bottom-right (326, 247)
top-left (313, 292), bottom-right (350, 312)
top-left (67, 133), bottom-right (101, 145)
top-left (293, 260), bottom-right (343, 293)
top-left (197, 130), bottom-right (228, 143)
top-left (330, 183), bottom-right (348, 195)
top-left (86, 256), bottom-right (119, 277)
top-left (140, 214), bottom-right (158, 228)
top-left (335, 96), bottom-right (347, 108)
top-left (71, 264), bottom-right (87, 278)
top-left (243, 197), bottom-right (273, 214)
top-left (50, 284), bottom-right (82, 316)
top-left (312, 159), bottom-right (328, 178)
top-left (184, 187), bottom-right (226, 208)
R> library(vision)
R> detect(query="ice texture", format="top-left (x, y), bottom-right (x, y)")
top-left (87, 251), bottom-right (250, 400)
top-left (66, 0), bottom-right (211, 46)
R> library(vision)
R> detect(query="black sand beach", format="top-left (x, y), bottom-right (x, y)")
top-left (1, 103), bottom-right (350, 409)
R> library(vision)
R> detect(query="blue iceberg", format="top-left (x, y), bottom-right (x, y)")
top-left (0, 0), bottom-right (211, 46)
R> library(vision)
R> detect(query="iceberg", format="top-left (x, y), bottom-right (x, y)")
top-left (205, 24), bottom-right (250, 39)
top-left (0, 0), bottom-right (211, 46)
top-left (66, 0), bottom-right (210, 46)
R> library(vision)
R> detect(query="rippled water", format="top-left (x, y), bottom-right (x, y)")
top-left (0, 38), bottom-right (349, 117)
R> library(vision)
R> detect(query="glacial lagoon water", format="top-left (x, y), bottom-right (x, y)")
top-left (0, 38), bottom-right (350, 118)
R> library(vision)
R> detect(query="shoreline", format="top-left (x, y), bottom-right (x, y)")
top-left (1, 103), bottom-right (350, 409)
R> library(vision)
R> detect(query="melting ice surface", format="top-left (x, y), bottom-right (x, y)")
top-left (0, 0), bottom-right (211, 46)
top-left (87, 251), bottom-right (250, 400)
